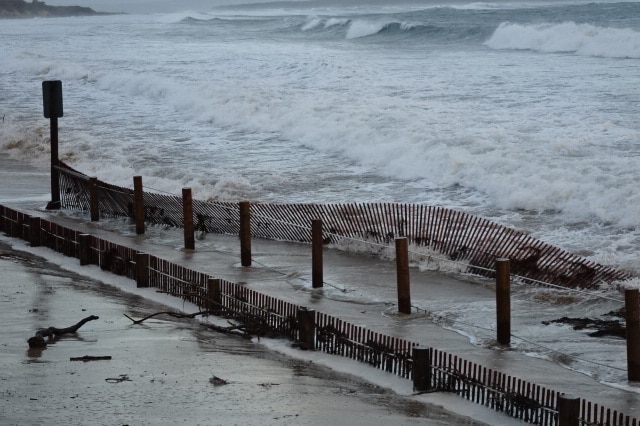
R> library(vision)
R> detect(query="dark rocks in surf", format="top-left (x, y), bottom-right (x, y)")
top-left (542, 308), bottom-right (626, 339)
top-left (0, 0), bottom-right (113, 18)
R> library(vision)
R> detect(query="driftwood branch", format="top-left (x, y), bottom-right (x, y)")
top-left (124, 311), bottom-right (254, 338)
top-left (70, 355), bottom-right (112, 362)
top-left (28, 315), bottom-right (99, 348)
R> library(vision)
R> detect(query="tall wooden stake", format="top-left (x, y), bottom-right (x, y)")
top-left (182, 188), bottom-right (194, 250)
top-left (133, 176), bottom-right (145, 235)
top-left (89, 177), bottom-right (99, 222)
top-left (626, 289), bottom-right (640, 382)
top-left (396, 237), bottom-right (411, 314)
top-left (312, 219), bottom-right (323, 288)
top-left (496, 258), bottom-right (511, 345)
top-left (557, 394), bottom-right (580, 426)
top-left (239, 201), bottom-right (251, 266)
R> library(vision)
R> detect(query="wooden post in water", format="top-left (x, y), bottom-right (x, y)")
top-left (136, 252), bottom-right (149, 288)
top-left (496, 258), bottom-right (511, 345)
top-left (239, 201), bottom-right (251, 267)
top-left (626, 288), bottom-right (640, 382)
top-left (182, 188), bottom-right (194, 250)
top-left (396, 237), bottom-right (411, 314)
top-left (29, 216), bottom-right (41, 247)
top-left (133, 176), bottom-right (145, 235)
top-left (412, 347), bottom-right (432, 392)
top-left (557, 394), bottom-right (580, 426)
top-left (297, 307), bottom-right (315, 350)
top-left (78, 233), bottom-right (91, 266)
top-left (207, 278), bottom-right (221, 311)
top-left (89, 177), bottom-right (99, 222)
top-left (312, 219), bottom-right (323, 288)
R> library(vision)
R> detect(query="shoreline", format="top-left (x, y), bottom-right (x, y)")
top-left (1, 154), bottom-right (638, 425)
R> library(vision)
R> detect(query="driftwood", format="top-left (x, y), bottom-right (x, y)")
top-left (28, 315), bottom-right (99, 348)
top-left (124, 311), bottom-right (253, 338)
top-left (70, 355), bottom-right (112, 362)
top-left (542, 316), bottom-right (626, 338)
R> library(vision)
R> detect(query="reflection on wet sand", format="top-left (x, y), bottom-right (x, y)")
top-left (0, 243), bottom-right (484, 425)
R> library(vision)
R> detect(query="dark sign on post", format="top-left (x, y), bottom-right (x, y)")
top-left (42, 80), bottom-right (63, 209)
top-left (42, 80), bottom-right (63, 118)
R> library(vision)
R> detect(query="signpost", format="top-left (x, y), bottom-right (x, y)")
top-left (42, 80), bottom-right (63, 210)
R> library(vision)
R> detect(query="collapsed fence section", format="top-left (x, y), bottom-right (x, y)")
top-left (1, 204), bottom-right (637, 426)
top-left (55, 163), bottom-right (631, 290)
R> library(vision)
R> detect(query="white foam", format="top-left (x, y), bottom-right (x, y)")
top-left (485, 22), bottom-right (640, 59)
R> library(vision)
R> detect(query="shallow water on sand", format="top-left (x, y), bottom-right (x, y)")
top-left (0, 243), bottom-right (485, 425)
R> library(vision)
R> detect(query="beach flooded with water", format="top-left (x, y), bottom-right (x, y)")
top-left (0, 242), bottom-right (488, 425)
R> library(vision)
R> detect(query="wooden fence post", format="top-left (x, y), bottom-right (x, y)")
top-left (239, 201), bottom-right (251, 267)
top-left (496, 258), bottom-right (511, 345)
top-left (89, 177), bottom-right (99, 222)
top-left (297, 307), bottom-right (315, 350)
top-left (182, 188), bottom-right (194, 250)
top-left (412, 347), bottom-right (432, 392)
top-left (626, 289), bottom-right (640, 382)
top-left (133, 176), bottom-right (145, 235)
top-left (207, 278), bottom-right (221, 311)
top-left (557, 394), bottom-right (580, 426)
top-left (396, 237), bottom-right (411, 314)
top-left (312, 219), bottom-right (323, 288)
top-left (29, 216), bottom-right (41, 247)
top-left (78, 233), bottom-right (91, 266)
top-left (136, 252), bottom-right (149, 288)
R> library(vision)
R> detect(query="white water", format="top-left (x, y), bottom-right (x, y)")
top-left (1, 2), bottom-right (639, 293)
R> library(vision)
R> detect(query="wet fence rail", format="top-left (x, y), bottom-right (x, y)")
top-left (56, 162), bottom-right (631, 290)
top-left (1, 205), bottom-right (638, 426)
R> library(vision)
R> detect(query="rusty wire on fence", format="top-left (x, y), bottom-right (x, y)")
top-left (56, 163), bottom-right (631, 290)
top-left (0, 204), bottom-right (637, 426)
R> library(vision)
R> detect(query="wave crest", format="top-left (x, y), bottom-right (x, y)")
top-left (485, 22), bottom-right (640, 59)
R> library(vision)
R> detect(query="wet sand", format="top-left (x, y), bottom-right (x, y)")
top-left (0, 242), bottom-right (487, 425)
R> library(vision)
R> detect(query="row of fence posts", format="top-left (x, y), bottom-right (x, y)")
top-left (123, 178), bottom-right (640, 384)
top-left (36, 79), bottom-right (639, 424)
top-left (50, 169), bottom-right (640, 387)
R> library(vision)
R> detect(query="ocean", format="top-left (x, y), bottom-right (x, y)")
top-left (1, 0), bottom-right (640, 402)
top-left (2, 1), bottom-right (640, 276)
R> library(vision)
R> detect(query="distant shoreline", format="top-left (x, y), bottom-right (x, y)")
top-left (0, 0), bottom-right (117, 18)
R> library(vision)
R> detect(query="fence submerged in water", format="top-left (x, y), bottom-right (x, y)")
top-left (55, 161), bottom-right (630, 290)
top-left (1, 204), bottom-right (638, 426)
top-left (1, 161), bottom-right (638, 426)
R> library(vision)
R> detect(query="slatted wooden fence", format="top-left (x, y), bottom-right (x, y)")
top-left (0, 204), bottom-right (637, 426)
top-left (55, 163), bottom-right (632, 290)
